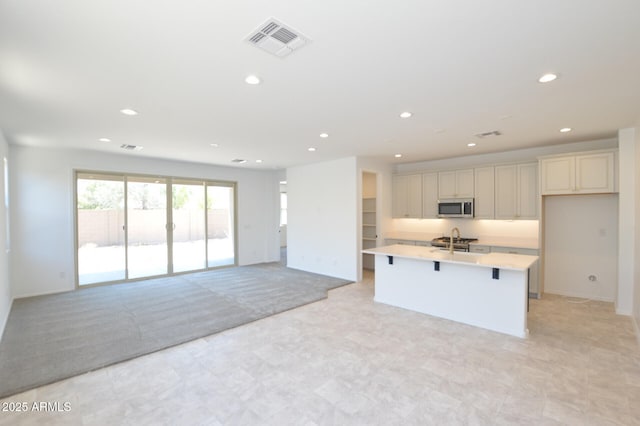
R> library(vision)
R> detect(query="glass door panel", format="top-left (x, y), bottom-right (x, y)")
top-left (127, 177), bottom-right (168, 279)
top-left (206, 184), bottom-right (235, 267)
top-left (172, 180), bottom-right (206, 273)
top-left (77, 173), bottom-right (125, 285)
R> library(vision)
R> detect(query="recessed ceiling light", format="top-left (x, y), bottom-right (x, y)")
top-left (279, 181), bottom-right (287, 184)
top-left (560, 127), bottom-right (572, 133)
top-left (467, 143), bottom-right (477, 147)
top-left (245, 75), bottom-right (261, 85)
top-left (120, 108), bottom-right (138, 116)
top-left (98, 138), bottom-right (111, 142)
top-left (399, 112), bottom-right (412, 118)
top-left (319, 133), bottom-right (329, 138)
top-left (308, 147), bottom-right (316, 152)
top-left (209, 143), bottom-right (219, 147)
top-left (538, 73), bottom-right (558, 83)
top-left (394, 154), bottom-right (402, 158)
top-left (255, 159), bottom-right (263, 163)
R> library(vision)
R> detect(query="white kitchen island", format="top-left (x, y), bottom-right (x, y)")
top-left (362, 244), bottom-right (538, 338)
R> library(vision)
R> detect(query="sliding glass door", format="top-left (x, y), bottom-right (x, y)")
top-left (76, 171), bottom-right (236, 286)
top-left (77, 173), bottom-right (126, 285)
top-left (127, 176), bottom-right (168, 279)
top-left (207, 183), bottom-right (235, 267)
top-left (172, 180), bottom-right (206, 273)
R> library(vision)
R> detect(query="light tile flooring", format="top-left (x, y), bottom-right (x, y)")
top-left (1, 272), bottom-right (639, 425)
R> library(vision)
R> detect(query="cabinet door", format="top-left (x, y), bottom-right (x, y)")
top-left (494, 165), bottom-right (517, 219)
top-left (576, 152), bottom-right (614, 193)
top-left (422, 173), bottom-right (439, 218)
top-left (474, 167), bottom-right (495, 219)
top-left (393, 175), bottom-right (422, 218)
top-left (438, 169), bottom-right (474, 198)
top-left (406, 174), bottom-right (423, 218)
top-left (541, 157), bottom-right (575, 195)
top-left (392, 175), bottom-right (409, 218)
top-left (517, 163), bottom-right (538, 219)
top-left (438, 170), bottom-right (457, 199)
top-left (455, 169), bottom-right (475, 198)
top-left (469, 245), bottom-right (491, 254)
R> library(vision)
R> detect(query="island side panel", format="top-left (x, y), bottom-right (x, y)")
top-left (373, 255), bottom-right (528, 338)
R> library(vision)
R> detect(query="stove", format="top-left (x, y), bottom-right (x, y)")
top-left (430, 236), bottom-right (478, 252)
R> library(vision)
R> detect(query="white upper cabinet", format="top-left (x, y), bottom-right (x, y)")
top-left (392, 174), bottom-right (422, 218)
top-left (540, 151), bottom-right (615, 195)
top-left (495, 162), bottom-right (538, 220)
top-left (474, 167), bottom-right (495, 219)
top-left (575, 152), bottom-right (615, 193)
top-left (438, 169), bottom-right (474, 199)
top-left (422, 172), bottom-right (439, 218)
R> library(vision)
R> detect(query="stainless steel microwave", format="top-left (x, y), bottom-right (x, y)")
top-left (437, 198), bottom-right (474, 218)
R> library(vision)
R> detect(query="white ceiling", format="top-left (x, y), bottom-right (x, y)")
top-left (1, 0), bottom-right (639, 170)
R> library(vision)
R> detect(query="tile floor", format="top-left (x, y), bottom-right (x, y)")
top-left (1, 272), bottom-right (639, 425)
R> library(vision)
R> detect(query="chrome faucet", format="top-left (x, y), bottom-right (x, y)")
top-left (449, 227), bottom-right (460, 254)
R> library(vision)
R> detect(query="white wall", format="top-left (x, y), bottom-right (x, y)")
top-left (287, 157), bottom-right (358, 281)
top-left (618, 128), bottom-right (636, 314)
top-left (0, 130), bottom-right (11, 337)
top-left (544, 194), bottom-right (618, 301)
top-left (9, 146), bottom-right (281, 298)
top-left (633, 124), bottom-right (640, 335)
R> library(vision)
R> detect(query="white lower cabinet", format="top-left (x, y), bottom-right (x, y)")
top-left (385, 239), bottom-right (416, 246)
top-left (491, 246), bottom-right (539, 297)
top-left (469, 245), bottom-right (491, 254)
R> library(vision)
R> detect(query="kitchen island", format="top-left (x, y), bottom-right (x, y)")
top-left (362, 244), bottom-right (538, 338)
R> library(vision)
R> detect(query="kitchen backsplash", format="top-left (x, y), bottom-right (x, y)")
top-left (391, 218), bottom-right (539, 240)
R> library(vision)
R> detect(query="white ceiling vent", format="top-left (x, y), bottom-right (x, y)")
top-left (120, 144), bottom-right (143, 151)
top-left (231, 159), bottom-right (247, 164)
top-left (475, 130), bottom-right (502, 139)
top-left (245, 18), bottom-right (309, 58)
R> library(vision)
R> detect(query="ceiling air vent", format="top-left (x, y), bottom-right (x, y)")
top-left (231, 159), bottom-right (247, 164)
top-left (245, 18), bottom-right (310, 58)
top-left (475, 130), bottom-right (502, 139)
top-left (120, 144), bottom-right (143, 151)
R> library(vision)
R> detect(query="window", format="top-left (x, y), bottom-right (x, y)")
top-left (76, 171), bottom-right (236, 286)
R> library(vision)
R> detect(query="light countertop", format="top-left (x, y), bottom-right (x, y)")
top-left (363, 244), bottom-right (538, 271)
top-left (384, 232), bottom-right (539, 250)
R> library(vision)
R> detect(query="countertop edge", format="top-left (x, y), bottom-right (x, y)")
top-left (363, 245), bottom-right (538, 271)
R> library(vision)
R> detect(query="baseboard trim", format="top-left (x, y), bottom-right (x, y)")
top-left (544, 290), bottom-right (614, 303)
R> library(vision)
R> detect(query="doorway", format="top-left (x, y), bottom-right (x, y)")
top-left (362, 172), bottom-right (377, 272)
